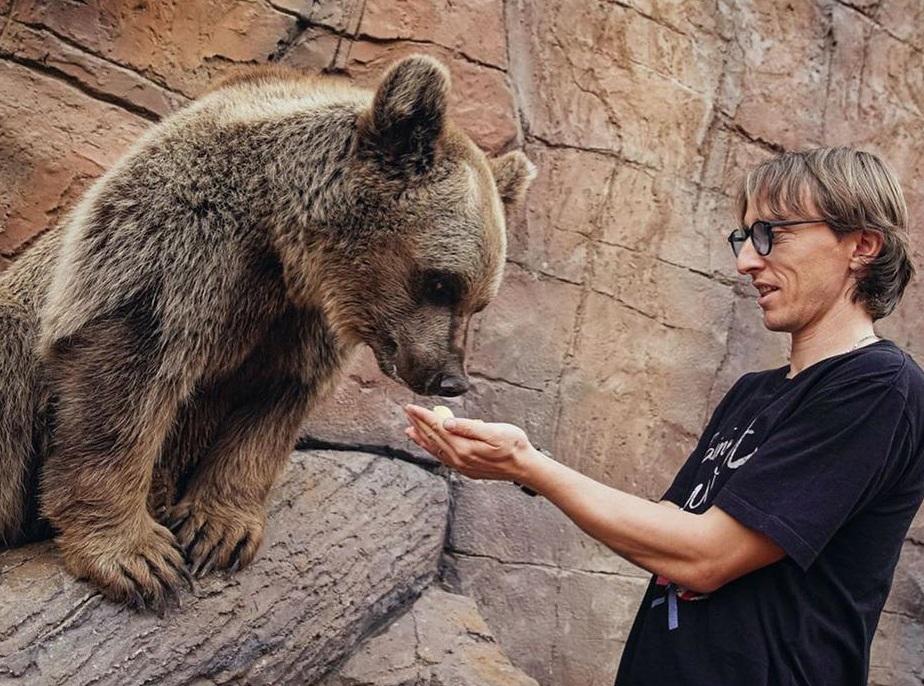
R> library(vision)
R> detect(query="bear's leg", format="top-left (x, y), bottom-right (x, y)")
top-left (40, 316), bottom-right (192, 613)
top-left (150, 383), bottom-right (234, 517)
top-left (167, 376), bottom-right (311, 577)
top-left (0, 297), bottom-right (39, 546)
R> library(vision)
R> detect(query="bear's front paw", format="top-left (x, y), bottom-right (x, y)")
top-left (166, 497), bottom-right (266, 578)
top-left (58, 520), bottom-right (193, 615)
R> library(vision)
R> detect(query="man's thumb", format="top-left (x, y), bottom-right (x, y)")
top-left (444, 417), bottom-right (487, 437)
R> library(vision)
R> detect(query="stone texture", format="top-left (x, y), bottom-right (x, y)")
top-left (0, 450), bottom-right (448, 685)
top-left (506, 143), bottom-right (614, 285)
top-left (467, 262), bottom-right (582, 392)
top-left (359, 0), bottom-right (507, 69)
top-left (266, 0), bottom-right (365, 34)
top-left (590, 244), bottom-right (733, 334)
top-left (449, 478), bottom-right (648, 579)
top-left (275, 25), bottom-right (343, 74)
top-left (823, 4), bottom-right (923, 147)
top-left (446, 478), bottom-right (649, 686)
top-left (553, 291), bottom-right (729, 495)
top-left (876, 0), bottom-right (924, 51)
top-left (717, 1), bottom-right (829, 149)
top-left (318, 587), bottom-right (538, 686)
top-left (0, 60), bottom-right (148, 260)
top-left (300, 346), bottom-right (439, 464)
top-left (10, 0), bottom-right (297, 97)
top-left (870, 610), bottom-right (924, 686)
top-left (0, 3), bottom-right (11, 45)
top-left (506, 0), bottom-right (720, 176)
top-left (448, 553), bottom-right (647, 686)
top-left (0, 20), bottom-right (188, 119)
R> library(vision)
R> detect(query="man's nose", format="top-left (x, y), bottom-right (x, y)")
top-left (736, 236), bottom-right (765, 275)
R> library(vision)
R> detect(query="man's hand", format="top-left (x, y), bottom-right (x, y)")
top-left (403, 404), bottom-right (535, 482)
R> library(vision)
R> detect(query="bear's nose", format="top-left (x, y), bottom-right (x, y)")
top-left (432, 373), bottom-right (470, 397)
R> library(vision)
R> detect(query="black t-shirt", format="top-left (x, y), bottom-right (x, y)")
top-left (614, 340), bottom-right (924, 686)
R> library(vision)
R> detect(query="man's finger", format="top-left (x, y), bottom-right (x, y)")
top-left (406, 425), bottom-right (439, 455)
top-left (441, 417), bottom-right (502, 448)
top-left (405, 412), bottom-right (461, 466)
top-left (407, 426), bottom-right (452, 461)
top-left (404, 404), bottom-right (447, 431)
top-left (408, 415), bottom-right (495, 473)
top-left (404, 408), bottom-right (442, 442)
top-left (404, 405), bottom-right (458, 446)
top-left (405, 404), bottom-right (501, 447)
top-left (405, 426), bottom-right (433, 452)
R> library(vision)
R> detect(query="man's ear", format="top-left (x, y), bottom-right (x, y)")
top-left (356, 54), bottom-right (450, 175)
top-left (489, 151), bottom-right (538, 207)
top-left (851, 228), bottom-right (885, 273)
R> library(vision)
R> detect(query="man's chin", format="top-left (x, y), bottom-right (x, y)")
top-left (760, 310), bottom-right (797, 333)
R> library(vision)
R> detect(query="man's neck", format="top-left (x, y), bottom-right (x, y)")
top-left (788, 301), bottom-right (876, 378)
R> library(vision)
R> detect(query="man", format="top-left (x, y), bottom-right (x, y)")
top-left (404, 146), bottom-right (924, 685)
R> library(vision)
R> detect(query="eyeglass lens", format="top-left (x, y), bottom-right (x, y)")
top-left (729, 222), bottom-right (771, 257)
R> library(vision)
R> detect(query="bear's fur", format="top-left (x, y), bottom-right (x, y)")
top-left (0, 55), bottom-right (536, 611)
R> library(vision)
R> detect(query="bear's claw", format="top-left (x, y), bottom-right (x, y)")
top-left (59, 520), bottom-right (192, 615)
top-left (167, 497), bottom-right (265, 579)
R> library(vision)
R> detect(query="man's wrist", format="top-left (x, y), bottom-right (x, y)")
top-left (515, 445), bottom-right (557, 495)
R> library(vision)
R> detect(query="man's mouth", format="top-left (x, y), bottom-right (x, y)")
top-left (755, 283), bottom-right (779, 305)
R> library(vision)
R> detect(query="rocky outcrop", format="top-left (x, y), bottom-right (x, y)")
top-left (0, 451), bottom-right (447, 685)
top-left (319, 587), bottom-right (539, 686)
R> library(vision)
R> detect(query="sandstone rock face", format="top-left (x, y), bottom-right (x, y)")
top-left (1, 2), bottom-right (923, 686)
top-left (444, 478), bottom-right (650, 685)
top-left (318, 587), bottom-right (539, 686)
top-left (0, 59), bottom-right (149, 262)
top-left (0, 451), bottom-right (448, 685)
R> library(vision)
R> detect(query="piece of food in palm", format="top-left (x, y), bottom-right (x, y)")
top-left (432, 405), bottom-right (455, 421)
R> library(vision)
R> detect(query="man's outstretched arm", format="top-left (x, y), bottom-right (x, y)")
top-left (403, 404), bottom-right (785, 595)
top-left (524, 453), bottom-right (785, 594)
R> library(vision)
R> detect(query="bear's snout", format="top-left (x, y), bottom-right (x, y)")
top-left (428, 372), bottom-right (470, 397)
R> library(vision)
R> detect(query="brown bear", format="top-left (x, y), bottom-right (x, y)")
top-left (0, 54), bottom-right (536, 612)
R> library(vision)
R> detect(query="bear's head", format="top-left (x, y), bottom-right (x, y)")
top-left (328, 55), bottom-right (536, 397)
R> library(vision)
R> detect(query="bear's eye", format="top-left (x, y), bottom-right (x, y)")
top-left (419, 270), bottom-right (462, 307)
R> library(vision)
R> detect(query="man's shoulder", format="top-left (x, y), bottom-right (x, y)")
top-left (831, 340), bottom-right (922, 394)
top-left (711, 366), bottom-right (789, 416)
top-left (730, 366), bottom-right (788, 393)
top-left (789, 342), bottom-right (924, 424)
top-left (877, 343), bottom-right (924, 403)
top-left (730, 341), bottom-right (923, 403)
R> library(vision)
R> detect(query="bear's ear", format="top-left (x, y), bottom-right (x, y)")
top-left (489, 151), bottom-right (538, 207)
top-left (357, 55), bottom-right (450, 175)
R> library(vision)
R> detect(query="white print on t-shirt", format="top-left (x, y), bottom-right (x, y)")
top-left (683, 416), bottom-right (759, 511)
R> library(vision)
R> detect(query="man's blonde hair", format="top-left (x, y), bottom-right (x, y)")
top-left (736, 147), bottom-right (915, 320)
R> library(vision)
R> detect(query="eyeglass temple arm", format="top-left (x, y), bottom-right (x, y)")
top-left (765, 218), bottom-right (825, 228)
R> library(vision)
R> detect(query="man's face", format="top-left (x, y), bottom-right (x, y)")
top-left (737, 198), bottom-right (858, 334)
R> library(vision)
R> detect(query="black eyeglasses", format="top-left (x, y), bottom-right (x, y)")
top-left (728, 219), bottom-right (826, 257)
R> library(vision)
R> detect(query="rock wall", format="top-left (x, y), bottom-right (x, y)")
top-left (1, 2), bottom-right (922, 685)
